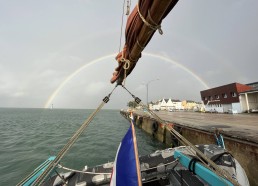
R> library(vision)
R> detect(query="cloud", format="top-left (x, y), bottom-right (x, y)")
top-left (68, 55), bottom-right (83, 62)
top-left (84, 81), bottom-right (109, 96)
top-left (11, 91), bottom-right (25, 98)
top-left (0, 65), bottom-right (17, 95)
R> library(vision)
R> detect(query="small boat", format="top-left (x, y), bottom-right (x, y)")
top-left (20, 144), bottom-right (249, 186)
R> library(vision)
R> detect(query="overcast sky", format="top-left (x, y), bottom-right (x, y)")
top-left (0, 0), bottom-right (257, 109)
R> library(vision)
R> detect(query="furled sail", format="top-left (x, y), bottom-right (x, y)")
top-left (111, 0), bottom-right (179, 84)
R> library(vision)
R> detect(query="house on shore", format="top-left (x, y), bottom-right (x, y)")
top-left (169, 99), bottom-right (183, 110)
top-left (149, 98), bottom-right (184, 111)
top-left (182, 100), bottom-right (198, 110)
top-left (160, 99), bottom-right (169, 110)
top-left (200, 82), bottom-right (255, 113)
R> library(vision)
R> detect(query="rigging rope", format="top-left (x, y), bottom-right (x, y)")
top-left (118, 0), bottom-right (126, 53)
top-left (20, 85), bottom-right (118, 186)
top-left (118, 0), bottom-right (130, 53)
top-left (117, 0), bottom-right (131, 86)
top-left (57, 164), bottom-right (112, 175)
top-left (121, 85), bottom-right (240, 186)
top-left (57, 158), bottom-right (178, 175)
top-left (137, 5), bottom-right (163, 35)
top-left (126, 0), bottom-right (131, 15)
top-left (121, 58), bottom-right (130, 86)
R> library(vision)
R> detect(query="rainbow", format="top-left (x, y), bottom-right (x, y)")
top-left (143, 53), bottom-right (209, 89)
top-left (44, 54), bottom-right (116, 108)
top-left (44, 52), bottom-right (209, 108)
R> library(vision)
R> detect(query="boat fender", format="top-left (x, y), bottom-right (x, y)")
top-left (92, 174), bottom-right (110, 184)
top-left (157, 163), bottom-right (165, 173)
top-left (133, 115), bottom-right (137, 122)
top-left (138, 117), bottom-right (143, 125)
top-left (75, 181), bottom-right (87, 186)
top-left (152, 121), bottom-right (158, 133)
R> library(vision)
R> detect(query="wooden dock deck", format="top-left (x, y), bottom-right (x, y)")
top-left (121, 110), bottom-right (258, 186)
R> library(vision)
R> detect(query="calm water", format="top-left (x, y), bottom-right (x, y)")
top-left (0, 108), bottom-right (165, 185)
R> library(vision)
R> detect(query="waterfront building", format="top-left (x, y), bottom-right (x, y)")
top-left (239, 82), bottom-right (258, 113)
top-left (165, 99), bottom-right (182, 110)
top-left (149, 98), bottom-right (183, 111)
top-left (171, 99), bottom-right (183, 110)
top-left (200, 82), bottom-right (252, 113)
top-left (195, 102), bottom-right (204, 111)
top-left (181, 100), bottom-right (197, 110)
top-left (149, 100), bottom-right (161, 111)
top-left (160, 98), bottom-right (169, 110)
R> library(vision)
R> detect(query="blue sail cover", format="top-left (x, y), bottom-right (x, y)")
top-left (110, 121), bottom-right (141, 186)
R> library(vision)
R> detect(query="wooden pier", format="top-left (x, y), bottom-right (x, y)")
top-left (121, 110), bottom-right (258, 186)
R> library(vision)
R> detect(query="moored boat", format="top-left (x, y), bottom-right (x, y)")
top-left (21, 144), bottom-right (249, 186)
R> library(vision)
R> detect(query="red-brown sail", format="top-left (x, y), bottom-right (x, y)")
top-left (111, 0), bottom-right (179, 84)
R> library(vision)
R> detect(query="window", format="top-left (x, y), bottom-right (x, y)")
top-left (222, 93), bottom-right (227, 98)
top-left (231, 92), bottom-right (237, 97)
top-left (215, 95), bottom-right (219, 99)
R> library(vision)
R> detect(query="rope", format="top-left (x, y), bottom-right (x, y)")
top-left (140, 159), bottom-right (178, 172)
top-left (126, 0), bottom-right (131, 15)
top-left (147, 10), bottom-right (163, 35)
top-left (136, 39), bottom-right (145, 50)
top-left (58, 157), bottom-right (178, 176)
top-left (118, 0), bottom-right (132, 85)
top-left (118, 0), bottom-right (126, 53)
top-left (57, 164), bottom-right (112, 175)
top-left (119, 58), bottom-right (131, 86)
top-left (121, 85), bottom-right (240, 186)
top-left (128, 53), bottom-right (138, 63)
top-left (137, 5), bottom-right (163, 35)
top-left (118, 0), bottom-right (131, 53)
top-left (122, 58), bottom-right (130, 70)
top-left (28, 85), bottom-right (118, 186)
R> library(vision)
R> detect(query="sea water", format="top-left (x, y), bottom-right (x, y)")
top-left (0, 108), bottom-right (165, 185)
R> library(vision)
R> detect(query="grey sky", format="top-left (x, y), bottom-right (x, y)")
top-left (0, 0), bottom-right (257, 109)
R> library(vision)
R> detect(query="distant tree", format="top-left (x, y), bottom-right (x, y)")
top-left (127, 100), bottom-right (138, 108)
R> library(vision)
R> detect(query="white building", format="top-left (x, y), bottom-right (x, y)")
top-left (150, 98), bottom-right (182, 111)
top-left (160, 98), bottom-right (169, 110)
top-left (171, 99), bottom-right (183, 110)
